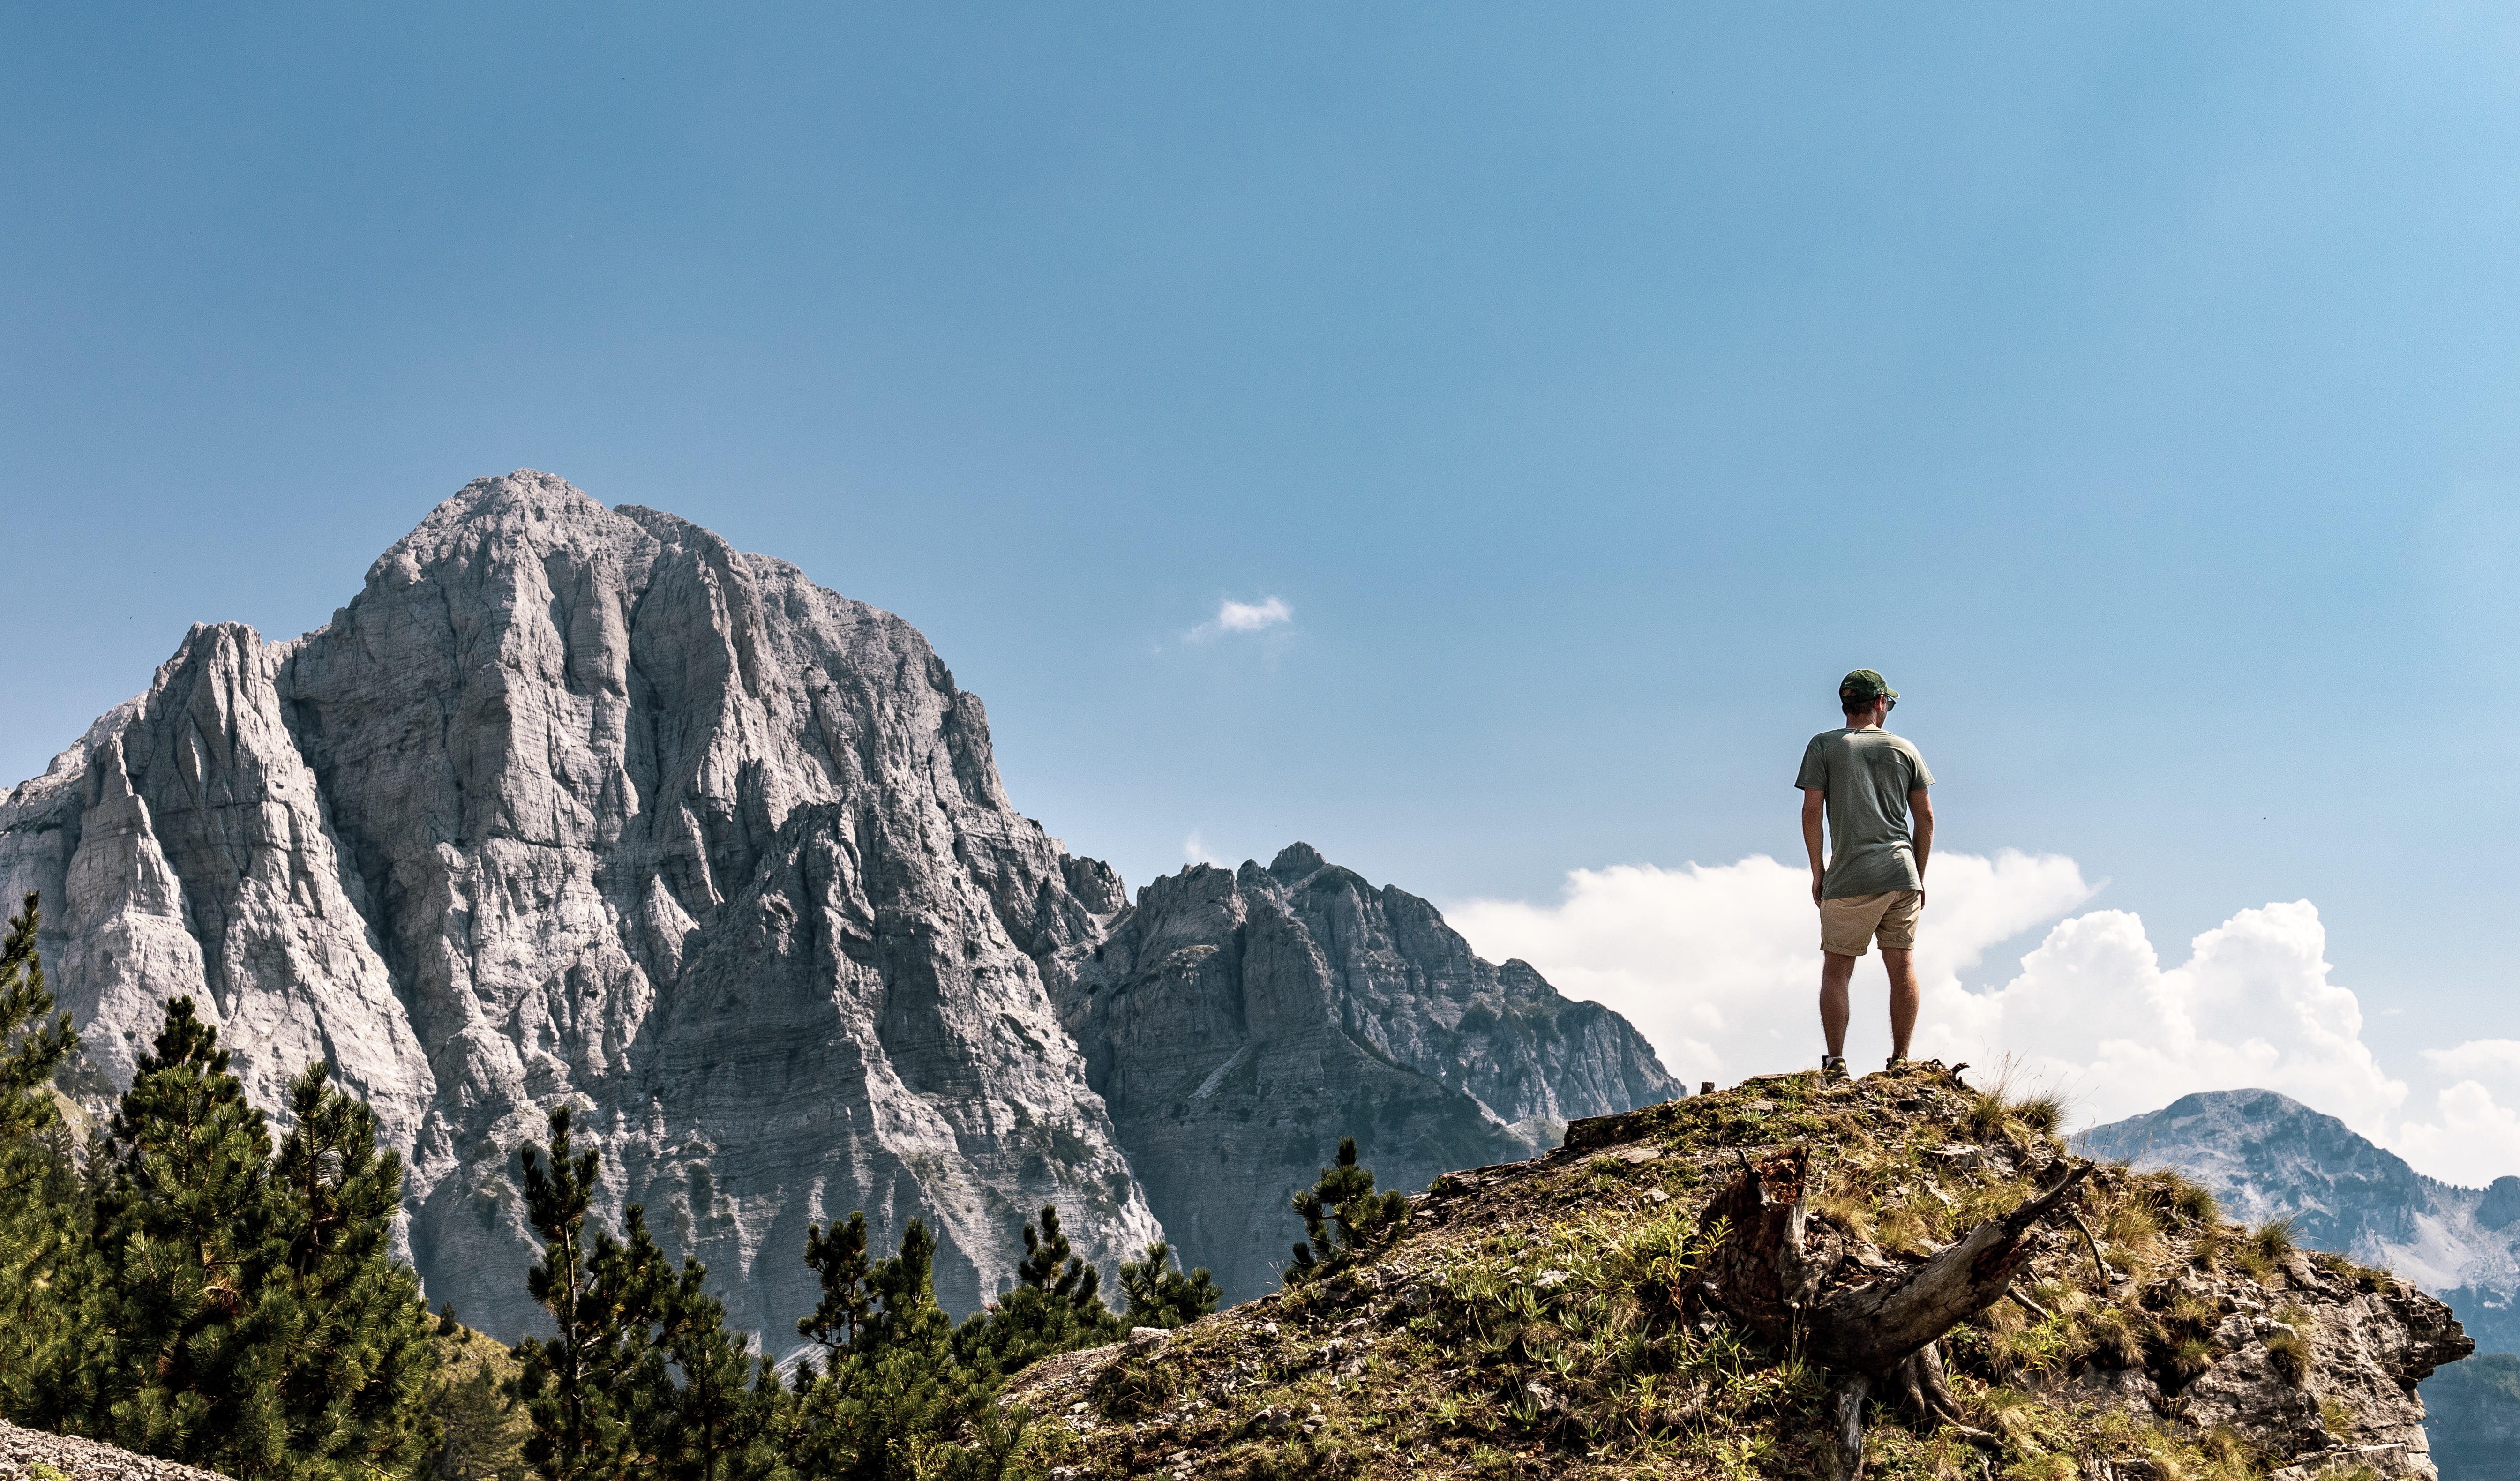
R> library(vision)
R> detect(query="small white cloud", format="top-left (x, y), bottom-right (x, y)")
top-left (1183, 832), bottom-right (1224, 867)
top-left (2422, 1040), bottom-right (2520, 1083)
top-left (1189, 596), bottom-right (1292, 641)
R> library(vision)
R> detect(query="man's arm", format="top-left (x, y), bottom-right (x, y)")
top-left (1801, 788), bottom-right (1826, 906)
top-left (1910, 787), bottom-right (1934, 882)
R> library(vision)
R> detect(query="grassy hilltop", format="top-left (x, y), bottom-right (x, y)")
top-left (998, 1062), bottom-right (2467, 1481)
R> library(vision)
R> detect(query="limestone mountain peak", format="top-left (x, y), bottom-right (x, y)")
top-left (0, 472), bottom-right (1678, 1349)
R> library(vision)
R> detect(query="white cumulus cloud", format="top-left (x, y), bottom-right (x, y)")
top-left (1445, 851), bottom-right (2092, 1091)
top-left (1189, 596), bottom-right (1292, 640)
top-left (1446, 853), bottom-right (2520, 1186)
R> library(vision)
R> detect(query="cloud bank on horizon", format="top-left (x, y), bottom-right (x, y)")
top-left (1447, 853), bottom-right (2520, 1189)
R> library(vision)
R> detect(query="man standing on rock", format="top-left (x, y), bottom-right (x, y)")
top-left (1797, 669), bottom-right (1935, 1081)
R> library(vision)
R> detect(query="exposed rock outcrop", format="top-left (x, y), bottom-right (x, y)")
top-left (1056, 844), bottom-right (1680, 1300)
top-left (0, 1421), bottom-right (232, 1481)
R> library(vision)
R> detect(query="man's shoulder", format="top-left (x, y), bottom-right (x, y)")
top-left (1805, 727), bottom-right (1852, 747)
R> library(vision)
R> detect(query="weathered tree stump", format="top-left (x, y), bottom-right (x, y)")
top-left (1683, 1145), bottom-right (2092, 1480)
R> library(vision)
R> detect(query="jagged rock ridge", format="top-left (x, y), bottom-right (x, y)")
top-left (1058, 843), bottom-right (1680, 1300)
top-left (0, 471), bottom-right (1680, 1343)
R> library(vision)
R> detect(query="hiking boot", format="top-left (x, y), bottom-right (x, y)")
top-left (1885, 1055), bottom-right (1911, 1073)
top-left (1820, 1055), bottom-right (1848, 1082)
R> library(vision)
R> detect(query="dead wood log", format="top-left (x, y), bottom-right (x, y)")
top-left (1686, 1146), bottom-right (2093, 1480)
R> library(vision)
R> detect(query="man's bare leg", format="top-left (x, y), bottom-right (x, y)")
top-left (1819, 951), bottom-right (1859, 1058)
top-left (1881, 947), bottom-right (1919, 1062)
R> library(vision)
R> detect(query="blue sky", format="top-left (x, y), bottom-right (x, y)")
top-left (5, 3), bottom-right (2518, 1110)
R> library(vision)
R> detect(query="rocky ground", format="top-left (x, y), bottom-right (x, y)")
top-left (0, 1423), bottom-right (228, 1481)
top-left (997, 1062), bottom-right (2473, 1480)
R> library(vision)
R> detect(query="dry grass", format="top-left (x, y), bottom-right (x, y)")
top-left (1007, 1062), bottom-right (2386, 1481)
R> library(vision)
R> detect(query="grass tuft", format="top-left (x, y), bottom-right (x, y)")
top-left (2265, 1326), bottom-right (2311, 1385)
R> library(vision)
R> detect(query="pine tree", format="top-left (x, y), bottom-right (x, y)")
top-left (950, 1204), bottom-right (1120, 1379)
top-left (796, 1212), bottom-right (874, 1379)
top-left (0, 893), bottom-right (74, 1144)
top-left (1287, 1136), bottom-right (1410, 1282)
top-left (0, 892), bottom-right (85, 1424)
top-left (264, 1062), bottom-right (442, 1476)
top-left (792, 1219), bottom-right (983, 1481)
top-left (642, 1258), bottom-right (772, 1481)
top-left (85, 997), bottom-right (288, 1472)
top-left (74, 999), bottom-right (435, 1479)
top-left (509, 1107), bottom-right (671, 1481)
top-left (1116, 1240), bottom-right (1220, 1329)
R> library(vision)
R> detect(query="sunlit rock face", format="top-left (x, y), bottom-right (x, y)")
top-left (1058, 844), bottom-right (1682, 1301)
top-left (0, 471), bottom-right (1156, 1339)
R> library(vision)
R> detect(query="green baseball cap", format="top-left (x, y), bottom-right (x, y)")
top-left (1839, 669), bottom-right (1899, 703)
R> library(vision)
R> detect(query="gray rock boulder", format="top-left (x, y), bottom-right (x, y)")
top-left (1058, 843), bottom-right (1680, 1301)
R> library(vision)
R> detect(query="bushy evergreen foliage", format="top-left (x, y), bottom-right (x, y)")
top-left (257, 1062), bottom-right (443, 1475)
top-left (951, 1205), bottom-right (1123, 1377)
top-left (787, 1218), bottom-right (994, 1481)
top-left (640, 1258), bottom-right (770, 1481)
top-left (0, 894), bottom-right (1232, 1481)
top-left (0, 893), bottom-right (84, 1421)
top-left (510, 1107), bottom-right (648, 1480)
top-left (12, 993), bottom-right (442, 1480)
top-left (1116, 1240), bottom-right (1220, 1329)
top-left (510, 1107), bottom-right (775, 1481)
top-left (1287, 1135), bottom-right (1410, 1280)
top-left (797, 1211), bottom-right (875, 1373)
top-left (0, 894), bottom-right (74, 1144)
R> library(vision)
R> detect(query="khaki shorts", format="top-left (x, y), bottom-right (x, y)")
top-left (1821, 889), bottom-right (1923, 957)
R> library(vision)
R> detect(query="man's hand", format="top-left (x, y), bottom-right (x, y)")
top-left (1801, 788), bottom-right (1827, 907)
top-left (1911, 787), bottom-right (1934, 881)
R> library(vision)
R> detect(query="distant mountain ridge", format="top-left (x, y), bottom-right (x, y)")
top-left (2076, 1089), bottom-right (2520, 1355)
top-left (1060, 843), bottom-right (1679, 1299)
top-left (0, 470), bottom-right (1679, 1342)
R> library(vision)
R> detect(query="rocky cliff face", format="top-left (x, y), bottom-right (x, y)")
top-left (0, 473), bottom-right (1156, 1339)
top-left (0, 471), bottom-right (1679, 1343)
top-left (1057, 844), bottom-right (1680, 1300)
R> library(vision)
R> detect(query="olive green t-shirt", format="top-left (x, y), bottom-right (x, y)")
top-left (1795, 727), bottom-right (1935, 900)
